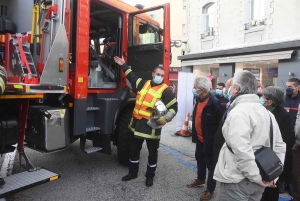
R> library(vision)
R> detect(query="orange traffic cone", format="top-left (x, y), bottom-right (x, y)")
top-left (175, 112), bottom-right (191, 137)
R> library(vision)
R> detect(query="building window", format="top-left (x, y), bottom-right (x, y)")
top-left (201, 3), bottom-right (215, 39)
top-left (245, 0), bottom-right (266, 30)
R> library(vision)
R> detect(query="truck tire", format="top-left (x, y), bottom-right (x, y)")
top-left (117, 106), bottom-right (134, 166)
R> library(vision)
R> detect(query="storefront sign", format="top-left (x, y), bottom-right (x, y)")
top-left (170, 67), bottom-right (182, 73)
top-left (243, 68), bottom-right (260, 78)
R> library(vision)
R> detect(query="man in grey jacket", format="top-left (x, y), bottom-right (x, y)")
top-left (213, 70), bottom-right (286, 201)
top-left (293, 107), bottom-right (300, 200)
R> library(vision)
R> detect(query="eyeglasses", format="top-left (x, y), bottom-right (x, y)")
top-left (155, 73), bottom-right (165, 78)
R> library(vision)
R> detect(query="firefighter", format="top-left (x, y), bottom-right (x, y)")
top-left (114, 56), bottom-right (178, 187)
top-left (0, 65), bottom-right (7, 187)
top-left (0, 65), bottom-right (6, 96)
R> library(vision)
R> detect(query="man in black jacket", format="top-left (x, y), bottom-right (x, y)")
top-left (187, 77), bottom-right (224, 201)
top-left (281, 78), bottom-right (300, 195)
top-left (213, 78), bottom-right (232, 164)
top-left (214, 82), bottom-right (228, 110)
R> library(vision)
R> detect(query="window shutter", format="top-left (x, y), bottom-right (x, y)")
top-left (246, 0), bottom-right (251, 22)
top-left (259, 0), bottom-right (266, 20)
top-left (202, 14), bottom-right (206, 33)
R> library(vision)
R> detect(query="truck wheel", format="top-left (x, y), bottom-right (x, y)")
top-left (117, 106), bottom-right (134, 166)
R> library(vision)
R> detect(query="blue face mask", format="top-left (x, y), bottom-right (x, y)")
top-left (192, 89), bottom-right (199, 97)
top-left (216, 89), bottom-right (223, 95)
top-left (227, 87), bottom-right (231, 100)
top-left (153, 75), bottom-right (163, 84)
top-left (286, 88), bottom-right (294, 96)
top-left (259, 97), bottom-right (265, 106)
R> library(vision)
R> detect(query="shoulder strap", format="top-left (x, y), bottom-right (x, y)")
top-left (269, 114), bottom-right (274, 150)
top-left (226, 111), bottom-right (274, 154)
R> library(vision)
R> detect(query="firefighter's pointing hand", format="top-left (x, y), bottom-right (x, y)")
top-left (114, 56), bottom-right (125, 65)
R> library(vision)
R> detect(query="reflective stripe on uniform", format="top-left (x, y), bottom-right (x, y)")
top-left (168, 109), bottom-right (176, 114)
top-left (136, 78), bottom-right (142, 88)
top-left (125, 69), bottom-right (132, 76)
top-left (134, 128), bottom-right (160, 140)
top-left (147, 163), bottom-right (157, 168)
top-left (133, 108), bottom-right (152, 117)
top-left (129, 159), bottom-right (139, 163)
top-left (284, 107), bottom-right (299, 111)
top-left (165, 98), bottom-right (177, 109)
top-left (0, 77), bottom-right (5, 94)
top-left (128, 117), bottom-right (135, 132)
top-left (133, 80), bottom-right (168, 120)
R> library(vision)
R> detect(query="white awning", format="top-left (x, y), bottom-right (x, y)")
top-left (181, 50), bottom-right (294, 67)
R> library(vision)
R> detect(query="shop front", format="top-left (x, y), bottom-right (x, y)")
top-left (178, 40), bottom-right (300, 90)
top-left (169, 67), bottom-right (181, 97)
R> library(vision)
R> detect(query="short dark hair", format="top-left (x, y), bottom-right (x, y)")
top-left (287, 78), bottom-right (300, 86)
top-left (153, 65), bottom-right (165, 73)
top-left (217, 82), bottom-right (225, 87)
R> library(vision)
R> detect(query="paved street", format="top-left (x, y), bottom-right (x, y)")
top-left (6, 120), bottom-right (205, 201)
top-left (4, 119), bottom-right (293, 201)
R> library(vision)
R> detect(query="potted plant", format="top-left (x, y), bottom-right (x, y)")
top-left (251, 19), bottom-right (257, 26)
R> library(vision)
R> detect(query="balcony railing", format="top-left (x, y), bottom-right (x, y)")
top-left (244, 19), bottom-right (266, 30)
top-left (201, 30), bottom-right (215, 39)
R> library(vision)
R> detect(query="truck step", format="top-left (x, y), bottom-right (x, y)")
top-left (84, 147), bottom-right (103, 154)
top-left (0, 168), bottom-right (60, 198)
top-left (86, 107), bottom-right (100, 111)
top-left (86, 127), bottom-right (100, 132)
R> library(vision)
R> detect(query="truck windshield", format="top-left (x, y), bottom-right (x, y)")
top-left (133, 9), bottom-right (164, 45)
top-left (138, 23), bottom-right (160, 44)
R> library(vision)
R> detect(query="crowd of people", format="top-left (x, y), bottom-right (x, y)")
top-left (114, 55), bottom-right (299, 201)
top-left (189, 73), bottom-right (300, 201)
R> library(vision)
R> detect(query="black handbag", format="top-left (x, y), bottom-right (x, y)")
top-left (227, 115), bottom-right (284, 182)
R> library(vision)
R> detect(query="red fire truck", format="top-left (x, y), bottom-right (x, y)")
top-left (0, 0), bottom-right (170, 197)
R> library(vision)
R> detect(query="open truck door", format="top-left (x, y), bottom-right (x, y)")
top-left (127, 4), bottom-right (170, 82)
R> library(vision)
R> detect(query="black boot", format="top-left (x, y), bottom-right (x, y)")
top-left (145, 177), bottom-right (153, 187)
top-left (278, 181), bottom-right (286, 194)
top-left (121, 173), bottom-right (137, 181)
top-left (287, 183), bottom-right (293, 196)
top-left (0, 178), bottom-right (5, 187)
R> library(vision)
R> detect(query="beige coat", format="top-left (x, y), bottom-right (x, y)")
top-left (213, 94), bottom-right (286, 184)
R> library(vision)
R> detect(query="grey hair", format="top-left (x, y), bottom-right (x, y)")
top-left (194, 76), bottom-right (210, 92)
top-left (262, 86), bottom-right (284, 106)
top-left (232, 70), bottom-right (257, 94)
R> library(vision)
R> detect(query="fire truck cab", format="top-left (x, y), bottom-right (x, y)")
top-left (0, 0), bottom-right (170, 197)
